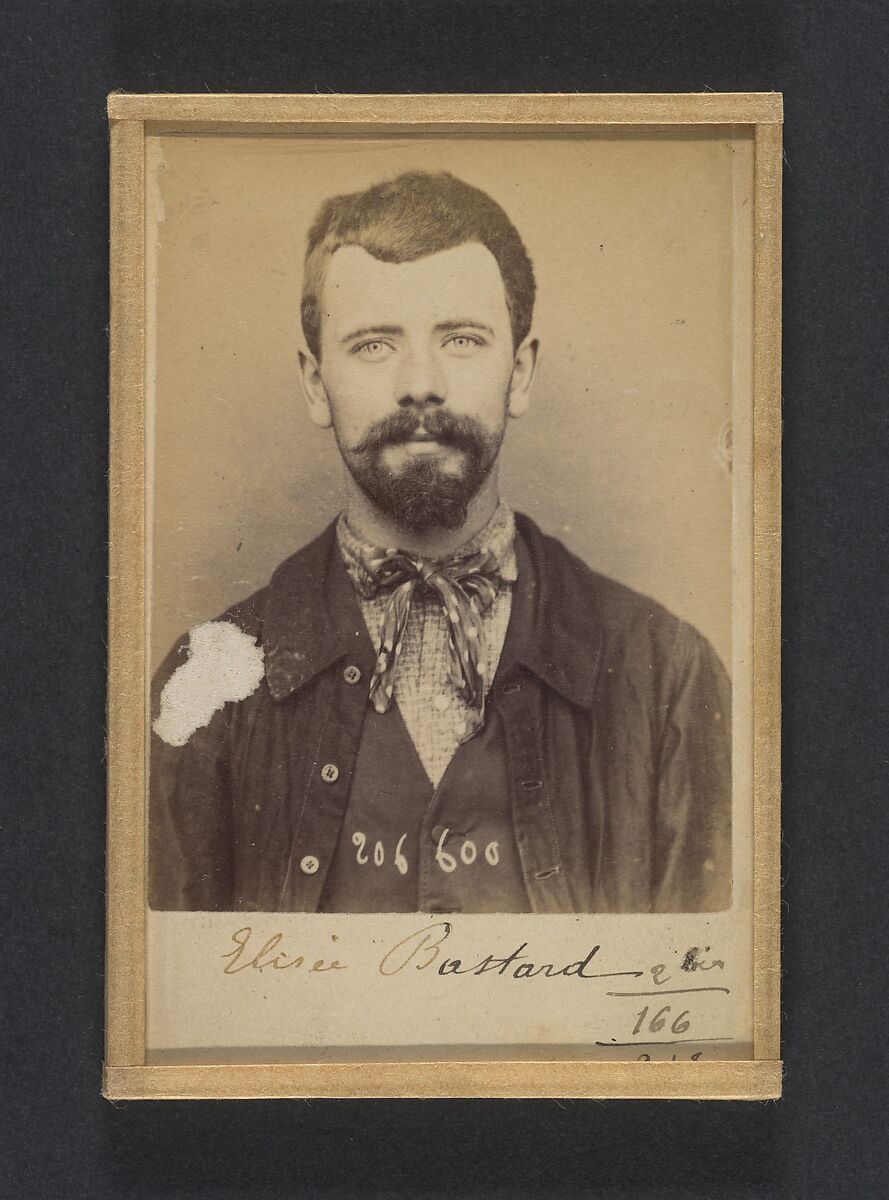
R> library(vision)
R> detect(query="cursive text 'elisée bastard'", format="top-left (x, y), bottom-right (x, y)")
top-left (221, 922), bottom-right (646, 983)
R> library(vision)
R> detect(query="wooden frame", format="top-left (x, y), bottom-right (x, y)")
top-left (105, 92), bottom-right (782, 1100)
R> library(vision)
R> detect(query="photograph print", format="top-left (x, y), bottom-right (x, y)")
top-left (147, 131), bottom-right (743, 917)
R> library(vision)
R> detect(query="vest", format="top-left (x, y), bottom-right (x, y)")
top-left (318, 694), bottom-right (530, 914)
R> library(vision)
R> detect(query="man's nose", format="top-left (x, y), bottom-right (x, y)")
top-left (396, 346), bottom-right (446, 409)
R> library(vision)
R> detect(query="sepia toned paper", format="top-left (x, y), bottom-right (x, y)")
top-left (105, 93), bottom-right (782, 1100)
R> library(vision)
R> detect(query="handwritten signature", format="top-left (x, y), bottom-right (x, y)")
top-left (221, 922), bottom-right (725, 983)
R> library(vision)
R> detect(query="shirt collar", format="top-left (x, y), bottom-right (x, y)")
top-left (262, 512), bottom-right (600, 709)
top-left (335, 500), bottom-right (518, 598)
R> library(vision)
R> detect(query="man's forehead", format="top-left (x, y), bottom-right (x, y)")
top-left (319, 242), bottom-right (510, 321)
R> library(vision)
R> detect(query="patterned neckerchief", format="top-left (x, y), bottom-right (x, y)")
top-left (337, 504), bottom-right (517, 741)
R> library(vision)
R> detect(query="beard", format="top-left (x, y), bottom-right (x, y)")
top-left (340, 407), bottom-right (505, 536)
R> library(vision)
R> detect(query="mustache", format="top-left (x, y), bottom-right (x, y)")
top-left (352, 410), bottom-right (488, 457)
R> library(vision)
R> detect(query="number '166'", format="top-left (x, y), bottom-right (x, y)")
top-left (632, 1005), bottom-right (691, 1036)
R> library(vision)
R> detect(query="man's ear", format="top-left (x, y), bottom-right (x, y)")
top-left (298, 349), bottom-right (333, 429)
top-left (506, 337), bottom-right (539, 420)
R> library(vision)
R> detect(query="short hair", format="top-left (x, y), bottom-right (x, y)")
top-left (301, 170), bottom-right (536, 359)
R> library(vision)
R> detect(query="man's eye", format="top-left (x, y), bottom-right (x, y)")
top-left (353, 340), bottom-right (393, 359)
top-left (443, 333), bottom-right (484, 354)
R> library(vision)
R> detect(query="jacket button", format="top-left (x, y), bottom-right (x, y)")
top-left (343, 664), bottom-right (362, 685)
top-left (320, 763), bottom-right (339, 783)
top-left (300, 855), bottom-right (320, 875)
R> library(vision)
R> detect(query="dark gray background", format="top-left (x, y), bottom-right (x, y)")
top-left (2, 2), bottom-right (887, 1197)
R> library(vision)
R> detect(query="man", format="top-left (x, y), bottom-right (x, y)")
top-left (150, 170), bottom-right (731, 915)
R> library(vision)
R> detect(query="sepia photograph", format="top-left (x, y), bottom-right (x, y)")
top-left (106, 93), bottom-right (781, 1099)
top-left (149, 137), bottom-right (735, 917)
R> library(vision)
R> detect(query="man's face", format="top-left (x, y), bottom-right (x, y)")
top-left (301, 241), bottom-right (534, 535)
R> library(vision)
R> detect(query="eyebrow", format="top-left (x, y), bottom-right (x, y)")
top-left (340, 320), bottom-right (495, 344)
top-left (340, 324), bottom-right (403, 344)
top-left (435, 320), bottom-right (495, 337)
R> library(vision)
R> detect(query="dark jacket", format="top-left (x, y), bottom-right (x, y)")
top-left (149, 513), bottom-right (731, 913)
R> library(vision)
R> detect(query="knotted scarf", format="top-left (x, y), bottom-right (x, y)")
top-left (359, 546), bottom-right (504, 732)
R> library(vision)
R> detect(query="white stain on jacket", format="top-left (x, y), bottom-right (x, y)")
top-left (153, 621), bottom-right (265, 747)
